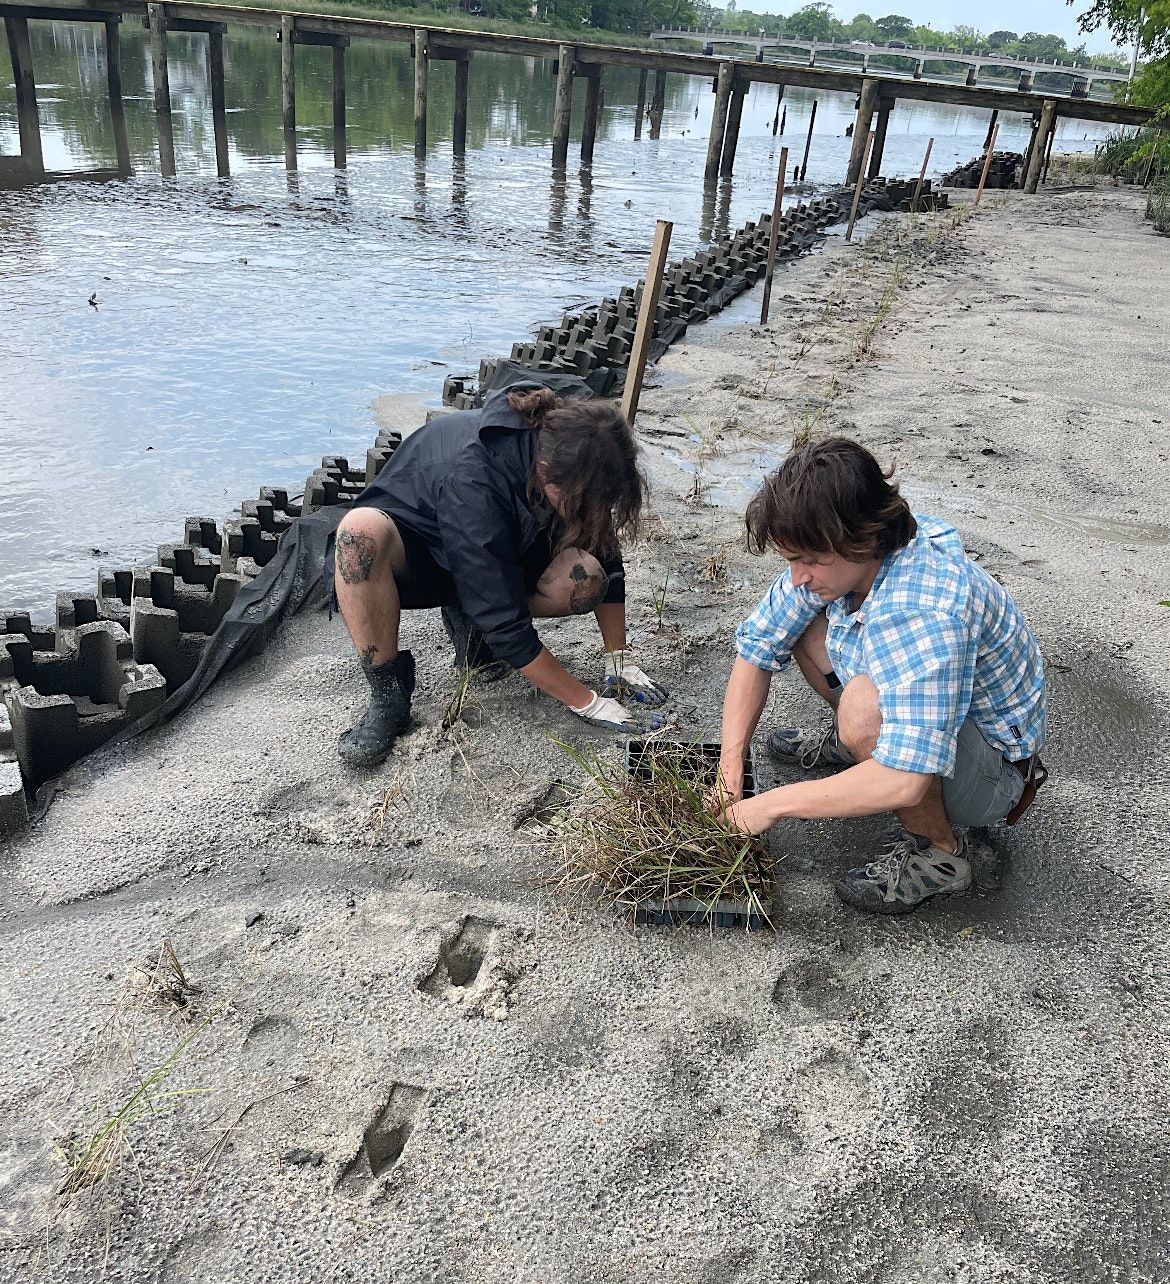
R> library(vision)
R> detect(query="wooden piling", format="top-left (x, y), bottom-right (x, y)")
top-left (759, 145), bottom-right (789, 325)
top-left (771, 83), bottom-right (783, 136)
top-left (634, 67), bottom-right (647, 140)
top-left (4, 16), bottom-right (43, 174)
top-left (1021, 116), bottom-right (1039, 185)
top-left (845, 130), bottom-right (874, 241)
top-left (551, 44), bottom-right (575, 168)
top-left (983, 109), bottom-right (999, 151)
top-left (581, 68), bottom-right (602, 166)
top-left (413, 27), bottom-right (428, 160)
top-left (1041, 119), bottom-right (1058, 184)
top-left (719, 80), bottom-right (746, 177)
top-left (332, 39), bottom-right (347, 168)
top-left (1023, 99), bottom-right (1055, 193)
top-left (281, 14), bottom-right (297, 171)
top-left (103, 19), bottom-right (131, 177)
top-left (208, 29), bottom-right (229, 177)
top-left (867, 103), bottom-right (890, 179)
top-left (976, 121), bottom-right (1000, 204)
top-left (910, 136), bottom-right (933, 212)
top-left (845, 78), bottom-right (879, 184)
top-left (649, 70), bottom-right (665, 140)
top-left (780, 105), bottom-right (787, 134)
top-left (147, 4), bottom-right (175, 178)
top-left (621, 218), bottom-right (673, 428)
top-left (798, 99), bottom-right (817, 181)
top-left (453, 53), bottom-right (470, 158)
top-left (704, 61), bottom-right (734, 184)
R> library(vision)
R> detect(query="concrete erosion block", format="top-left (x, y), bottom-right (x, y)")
top-left (1, 620), bottom-right (166, 788)
top-left (0, 760), bottom-right (28, 841)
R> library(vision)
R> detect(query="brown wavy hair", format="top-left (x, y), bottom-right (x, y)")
top-left (745, 437), bottom-right (916, 560)
top-left (507, 387), bottom-right (646, 559)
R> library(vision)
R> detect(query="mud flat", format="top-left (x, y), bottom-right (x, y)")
top-left (1, 186), bottom-right (1168, 1283)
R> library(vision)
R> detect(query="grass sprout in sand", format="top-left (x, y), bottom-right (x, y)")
top-left (550, 741), bottom-right (776, 926)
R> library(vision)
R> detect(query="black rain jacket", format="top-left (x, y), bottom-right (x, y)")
top-left (325, 389), bottom-right (625, 670)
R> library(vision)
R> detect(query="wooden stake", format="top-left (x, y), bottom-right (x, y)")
top-left (759, 145), bottom-right (789, 325)
top-left (634, 68), bottom-right (647, 140)
top-left (209, 29), bottom-right (229, 177)
top-left (910, 136), bottom-right (933, 212)
top-left (844, 130), bottom-right (875, 242)
top-left (332, 40), bottom-right (347, 169)
top-left (413, 27), bottom-right (428, 160)
top-left (453, 54), bottom-right (470, 158)
top-left (281, 14), bottom-right (297, 171)
top-left (147, 3), bottom-right (175, 177)
top-left (104, 19), bottom-right (131, 176)
top-left (798, 99), bottom-right (816, 182)
top-left (975, 121), bottom-right (1000, 205)
top-left (621, 219), bottom-right (673, 428)
top-left (551, 44), bottom-right (575, 168)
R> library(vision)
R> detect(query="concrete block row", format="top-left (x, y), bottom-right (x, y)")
top-left (943, 152), bottom-right (1024, 189)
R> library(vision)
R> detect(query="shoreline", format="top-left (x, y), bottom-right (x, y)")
top-left (2, 185), bottom-right (1168, 1282)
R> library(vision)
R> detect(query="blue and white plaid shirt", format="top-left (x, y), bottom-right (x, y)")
top-left (735, 516), bottom-right (1046, 777)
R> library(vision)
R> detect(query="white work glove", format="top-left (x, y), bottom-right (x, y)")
top-left (601, 649), bottom-right (670, 707)
top-left (571, 692), bottom-right (661, 732)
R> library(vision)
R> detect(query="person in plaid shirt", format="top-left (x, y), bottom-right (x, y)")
top-left (717, 437), bottom-right (1047, 915)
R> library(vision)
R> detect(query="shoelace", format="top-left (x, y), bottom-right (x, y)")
top-left (798, 721), bottom-right (840, 771)
top-left (864, 836), bottom-right (926, 903)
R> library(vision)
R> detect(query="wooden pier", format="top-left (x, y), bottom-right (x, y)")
top-left (0, 0), bottom-right (1155, 182)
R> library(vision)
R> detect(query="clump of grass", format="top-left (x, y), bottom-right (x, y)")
top-left (548, 742), bottom-right (775, 926)
top-left (1147, 178), bottom-right (1170, 235)
top-left (127, 940), bottom-right (201, 1019)
top-left (699, 543), bottom-right (728, 583)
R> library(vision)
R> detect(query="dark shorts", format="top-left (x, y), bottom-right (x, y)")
top-left (392, 520), bottom-right (558, 611)
top-left (942, 719), bottom-right (1028, 828)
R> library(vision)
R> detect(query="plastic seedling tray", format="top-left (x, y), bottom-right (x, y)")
top-left (621, 739), bottom-right (771, 932)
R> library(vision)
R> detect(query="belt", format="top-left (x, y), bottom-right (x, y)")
top-left (1006, 754), bottom-right (1048, 826)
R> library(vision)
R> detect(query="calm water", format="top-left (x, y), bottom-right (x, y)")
top-left (0, 23), bottom-right (1110, 614)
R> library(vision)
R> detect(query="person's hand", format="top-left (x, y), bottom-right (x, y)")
top-left (601, 650), bottom-right (669, 706)
top-left (571, 692), bottom-right (663, 733)
top-left (706, 761), bottom-right (743, 814)
top-left (721, 794), bottom-right (776, 836)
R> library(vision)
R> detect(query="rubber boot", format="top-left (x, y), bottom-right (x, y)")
top-left (440, 603), bottom-right (508, 683)
top-left (338, 651), bottom-right (415, 767)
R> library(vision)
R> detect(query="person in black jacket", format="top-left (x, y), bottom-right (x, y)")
top-left (327, 385), bottom-right (667, 766)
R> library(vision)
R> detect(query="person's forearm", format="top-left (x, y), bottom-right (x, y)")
top-left (721, 657), bottom-right (772, 763)
top-left (594, 602), bottom-right (627, 653)
top-left (520, 646), bottom-right (593, 709)
top-left (754, 759), bottom-right (930, 824)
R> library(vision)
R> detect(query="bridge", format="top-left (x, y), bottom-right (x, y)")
top-left (0, 0), bottom-right (1154, 190)
top-left (653, 28), bottom-right (1131, 100)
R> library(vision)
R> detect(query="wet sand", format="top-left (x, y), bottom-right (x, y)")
top-left (2, 185), bottom-right (1168, 1283)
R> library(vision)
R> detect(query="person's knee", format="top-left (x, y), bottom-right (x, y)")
top-left (539, 548), bottom-right (608, 615)
top-left (336, 510), bottom-right (393, 587)
top-left (837, 673), bottom-right (881, 760)
top-left (793, 612), bottom-right (830, 666)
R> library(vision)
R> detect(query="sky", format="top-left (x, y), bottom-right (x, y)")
top-left (728, 2), bottom-right (1128, 55)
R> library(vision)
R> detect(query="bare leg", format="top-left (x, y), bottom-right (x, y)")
top-left (792, 613), bottom-right (841, 708)
top-left (529, 548), bottom-right (607, 619)
top-left (836, 674), bottom-right (956, 851)
top-left (335, 509), bottom-right (406, 668)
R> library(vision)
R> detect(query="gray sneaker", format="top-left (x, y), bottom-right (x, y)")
top-left (835, 831), bottom-right (972, 915)
top-left (767, 721), bottom-right (856, 770)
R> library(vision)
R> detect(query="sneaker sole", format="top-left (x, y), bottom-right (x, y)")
top-left (833, 876), bottom-right (972, 916)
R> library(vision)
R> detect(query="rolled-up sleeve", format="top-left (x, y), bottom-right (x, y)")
top-left (435, 469), bottom-right (543, 670)
top-left (735, 571), bottom-right (823, 672)
top-left (865, 608), bottom-right (972, 776)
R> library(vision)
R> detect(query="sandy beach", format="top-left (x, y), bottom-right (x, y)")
top-left (2, 184), bottom-right (1168, 1283)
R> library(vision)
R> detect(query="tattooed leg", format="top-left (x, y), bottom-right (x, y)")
top-left (530, 548), bottom-right (608, 618)
top-left (334, 509), bottom-right (406, 667)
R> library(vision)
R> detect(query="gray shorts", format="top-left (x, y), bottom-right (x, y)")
top-left (943, 719), bottom-right (1028, 828)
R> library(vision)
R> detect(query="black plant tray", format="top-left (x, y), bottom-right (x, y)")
top-left (621, 739), bottom-right (772, 932)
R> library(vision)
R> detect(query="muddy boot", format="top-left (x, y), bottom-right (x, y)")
top-left (440, 603), bottom-right (508, 683)
top-left (338, 651), bottom-right (415, 768)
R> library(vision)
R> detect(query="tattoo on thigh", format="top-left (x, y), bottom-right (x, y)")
top-left (337, 529), bottom-right (376, 585)
top-left (568, 563), bottom-right (605, 615)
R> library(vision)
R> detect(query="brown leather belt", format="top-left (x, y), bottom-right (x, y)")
top-left (1006, 755), bottom-right (1048, 826)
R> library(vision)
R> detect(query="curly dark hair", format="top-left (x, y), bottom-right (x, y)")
top-left (507, 387), bottom-right (647, 559)
top-left (745, 437), bottom-right (916, 560)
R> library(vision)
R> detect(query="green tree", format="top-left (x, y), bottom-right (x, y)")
top-left (1015, 31), bottom-right (1072, 59)
top-left (951, 23), bottom-right (986, 50)
top-left (874, 14), bottom-right (914, 40)
top-left (1075, 0), bottom-right (1170, 108)
top-left (784, 2), bottom-right (843, 40)
top-left (845, 12), bottom-right (880, 42)
top-left (987, 29), bottom-right (1017, 48)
